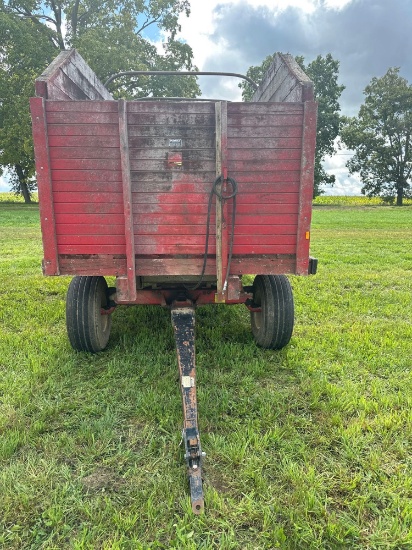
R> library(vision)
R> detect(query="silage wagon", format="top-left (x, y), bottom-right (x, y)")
top-left (30, 49), bottom-right (318, 513)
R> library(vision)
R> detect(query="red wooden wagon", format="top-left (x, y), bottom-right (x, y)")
top-left (30, 49), bottom-right (317, 513)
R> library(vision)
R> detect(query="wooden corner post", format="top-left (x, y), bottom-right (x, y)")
top-left (118, 99), bottom-right (137, 302)
top-left (215, 101), bottom-right (229, 301)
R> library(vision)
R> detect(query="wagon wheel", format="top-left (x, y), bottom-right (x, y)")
top-left (66, 276), bottom-right (112, 353)
top-left (250, 275), bottom-right (294, 350)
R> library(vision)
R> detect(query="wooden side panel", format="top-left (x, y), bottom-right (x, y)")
top-left (35, 49), bottom-right (113, 100)
top-left (226, 102), bottom-right (303, 258)
top-left (44, 101), bottom-right (125, 258)
top-left (251, 53), bottom-right (314, 103)
top-left (129, 101), bottom-right (216, 263)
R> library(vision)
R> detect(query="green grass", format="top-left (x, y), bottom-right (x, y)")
top-left (1, 202), bottom-right (412, 549)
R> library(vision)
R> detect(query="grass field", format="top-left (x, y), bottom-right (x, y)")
top-left (1, 200), bottom-right (412, 549)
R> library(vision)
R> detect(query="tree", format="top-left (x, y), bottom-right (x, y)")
top-left (241, 53), bottom-right (345, 197)
top-left (341, 68), bottom-right (412, 206)
top-left (0, 1), bottom-right (200, 202)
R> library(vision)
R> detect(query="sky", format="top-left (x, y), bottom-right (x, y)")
top-left (1, 0), bottom-right (410, 194)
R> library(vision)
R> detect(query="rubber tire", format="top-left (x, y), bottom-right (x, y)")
top-left (251, 274), bottom-right (294, 349)
top-left (66, 276), bottom-right (112, 353)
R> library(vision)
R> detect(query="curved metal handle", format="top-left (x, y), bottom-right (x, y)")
top-left (104, 70), bottom-right (258, 90)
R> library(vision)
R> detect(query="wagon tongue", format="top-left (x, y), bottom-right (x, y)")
top-left (171, 306), bottom-right (205, 514)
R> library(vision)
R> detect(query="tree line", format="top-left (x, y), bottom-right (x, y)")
top-left (1, 1), bottom-right (411, 205)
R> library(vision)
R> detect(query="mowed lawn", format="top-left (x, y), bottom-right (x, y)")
top-left (0, 199), bottom-right (412, 549)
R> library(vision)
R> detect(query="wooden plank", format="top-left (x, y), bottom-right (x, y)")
top-left (228, 159), bottom-right (302, 172)
top-left (228, 137), bottom-right (302, 149)
top-left (129, 148), bottom-right (215, 161)
top-left (228, 126), bottom-right (303, 138)
top-left (228, 114), bottom-right (303, 127)
top-left (133, 224), bottom-right (296, 236)
top-left (132, 256), bottom-right (296, 277)
top-left (131, 191), bottom-right (299, 205)
top-left (132, 213), bottom-right (298, 226)
top-left (130, 181), bottom-right (300, 193)
top-left (58, 244), bottom-right (125, 254)
top-left (128, 136), bottom-right (215, 149)
top-left (251, 53), bottom-right (313, 103)
top-left (52, 169), bottom-right (122, 182)
top-left (128, 127), bottom-right (215, 139)
top-left (296, 100), bottom-right (318, 275)
top-left (215, 101), bottom-right (228, 297)
top-left (29, 97), bottom-right (59, 275)
top-left (46, 111), bottom-right (119, 124)
top-left (52, 180), bottom-right (123, 193)
top-left (49, 135), bottom-right (120, 148)
top-left (228, 103), bottom-right (303, 114)
top-left (130, 244), bottom-right (295, 256)
top-left (127, 102), bottom-right (215, 114)
top-left (49, 147), bottom-right (121, 160)
top-left (50, 158), bottom-right (122, 171)
top-left (127, 112), bottom-right (215, 126)
top-left (59, 255), bottom-right (126, 276)
top-left (53, 191), bottom-right (123, 203)
top-left (55, 212), bottom-right (125, 224)
top-left (56, 223), bottom-right (125, 236)
top-left (228, 148), bottom-right (302, 161)
top-left (130, 159), bottom-right (216, 172)
top-left (57, 254), bottom-right (296, 277)
top-left (119, 99), bottom-right (136, 301)
top-left (45, 101), bottom-right (118, 113)
top-left (130, 171), bottom-right (215, 184)
top-left (119, 234), bottom-right (298, 247)
top-left (129, 203), bottom-right (298, 215)
top-left (47, 124), bottom-right (119, 137)
top-left (57, 235), bottom-right (126, 246)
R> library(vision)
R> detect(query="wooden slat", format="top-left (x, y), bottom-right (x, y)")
top-left (132, 224), bottom-right (296, 236)
top-left (127, 102), bottom-right (215, 114)
top-left (48, 135), bottom-right (120, 148)
top-left (130, 244), bottom-right (295, 255)
top-left (131, 191), bottom-right (299, 205)
top-left (133, 257), bottom-right (292, 277)
top-left (50, 158), bottom-right (122, 171)
top-left (30, 97), bottom-right (60, 275)
top-left (130, 159), bottom-right (216, 172)
top-left (228, 126), bottom-right (302, 138)
top-left (57, 255), bottom-right (297, 277)
top-left (129, 203), bottom-right (298, 215)
top-left (47, 124), bottom-right (119, 137)
top-left (228, 114), bottom-right (303, 127)
top-left (49, 147), bottom-right (121, 160)
top-left (130, 181), bottom-right (300, 193)
top-left (46, 111), bottom-right (119, 124)
top-left (127, 112), bottom-right (215, 126)
top-left (228, 103), bottom-right (303, 115)
top-left (55, 212), bottom-right (125, 224)
top-left (53, 191), bottom-right (123, 203)
top-left (58, 235), bottom-right (126, 246)
top-left (59, 255), bottom-right (127, 276)
top-left (51, 169), bottom-right (122, 182)
top-left (132, 213), bottom-right (298, 226)
top-left (45, 101), bottom-right (118, 112)
top-left (56, 223), bottom-right (125, 235)
top-left (52, 180), bottom-right (123, 193)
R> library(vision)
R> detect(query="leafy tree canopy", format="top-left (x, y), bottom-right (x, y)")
top-left (0, 0), bottom-right (199, 201)
top-left (241, 53), bottom-right (345, 197)
top-left (341, 67), bottom-right (412, 206)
